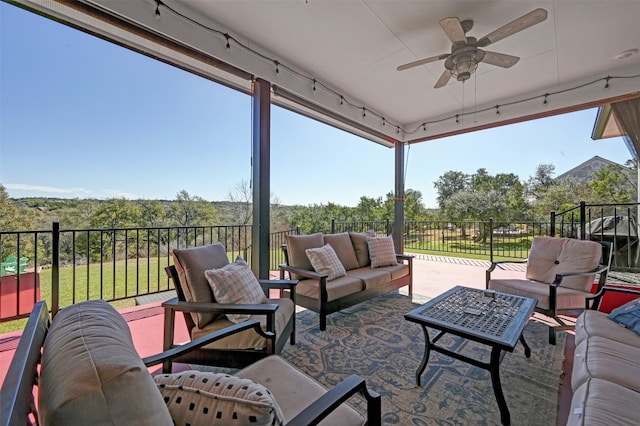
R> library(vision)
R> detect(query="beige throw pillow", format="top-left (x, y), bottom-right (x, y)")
top-left (204, 257), bottom-right (267, 323)
top-left (367, 236), bottom-right (398, 268)
top-left (305, 244), bottom-right (347, 281)
top-left (154, 370), bottom-right (283, 426)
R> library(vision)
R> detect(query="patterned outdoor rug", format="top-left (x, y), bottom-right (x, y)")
top-left (197, 291), bottom-right (566, 425)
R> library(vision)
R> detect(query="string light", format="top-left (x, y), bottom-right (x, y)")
top-left (362, 107), bottom-right (366, 118)
top-left (149, 2), bottom-right (640, 138)
top-left (423, 124), bottom-right (427, 131)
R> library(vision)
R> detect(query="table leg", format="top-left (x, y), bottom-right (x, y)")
top-left (415, 325), bottom-right (431, 386)
top-left (519, 334), bottom-right (531, 358)
top-left (490, 346), bottom-right (510, 426)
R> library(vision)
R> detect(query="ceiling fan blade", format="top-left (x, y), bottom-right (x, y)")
top-left (477, 8), bottom-right (548, 48)
top-left (434, 70), bottom-right (452, 88)
top-left (482, 51), bottom-right (520, 68)
top-left (439, 17), bottom-right (467, 43)
top-left (397, 54), bottom-right (449, 71)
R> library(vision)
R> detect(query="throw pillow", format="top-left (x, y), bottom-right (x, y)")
top-left (324, 233), bottom-right (359, 270)
top-left (305, 244), bottom-right (347, 281)
top-left (607, 297), bottom-right (640, 336)
top-left (204, 257), bottom-right (267, 324)
top-left (367, 236), bottom-right (398, 268)
top-left (154, 370), bottom-right (284, 426)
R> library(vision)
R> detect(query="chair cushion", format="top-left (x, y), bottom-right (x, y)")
top-left (567, 377), bottom-right (640, 426)
top-left (39, 300), bottom-right (173, 426)
top-left (285, 233), bottom-right (324, 279)
top-left (526, 237), bottom-right (602, 291)
top-left (488, 278), bottom-right (589, 311)
top-left (154, 370), bottom-right (284, 426)
top-left (173, 243), bottom-right (230, 327)
top-left (367, 236), bottom-right (398, 268)
top-left (236, 355), bottom-right (366, 426)
top-left (324, 233), bottom-right (359, 270)
top-left (204, 257), bottom-right (267, 323)
top-left (575, 309), bottom-right (640, 348)
top-left (349, 230), bottom-right (376, 268)
top-left (306, 244), bottom-right (347, 281)
top-left (191, 298), bottom-right (295, 350)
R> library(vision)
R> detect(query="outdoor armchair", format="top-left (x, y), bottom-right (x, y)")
top-left (1, 301), bottom-right (381, 426)
top-left (164, 242), bottom-right (297, 369)
top-left (486, 237), bottom-right (612, 344)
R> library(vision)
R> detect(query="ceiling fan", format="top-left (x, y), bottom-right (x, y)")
top-left (397, 8), bottom-right (548, 88)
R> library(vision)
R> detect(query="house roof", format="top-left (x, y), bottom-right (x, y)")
top-left (9, 0), bottom-right (640, 148)
top-left (556, 155), bottom-right (624, 183)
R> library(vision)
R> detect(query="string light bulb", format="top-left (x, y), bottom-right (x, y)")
top-left (225, 33), bottom-right (230, 50)
top-left (154, 0), bottom-right (161, 20)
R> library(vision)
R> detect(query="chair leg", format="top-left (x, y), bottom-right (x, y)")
top-left (548, 326), bottom-right (556, 345)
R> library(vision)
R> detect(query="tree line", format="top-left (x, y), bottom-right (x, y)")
top-left (1, 160), bottom-right (636, 236)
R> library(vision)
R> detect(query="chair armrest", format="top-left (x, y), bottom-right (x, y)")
top-left (143, 320), bottom-right (272, 367)
top-left (279, 264), bottom-right (328, 280)
top-left (162, 297), bottom-right (278, 315)
top-left (552, 264), bottom-right (609, 286)
top-left (396, 254), bottom-right (414, 261)
top-left (259, 279), bottom-right (299, 290)
top-left (286, 375), bottom-right (381, 426)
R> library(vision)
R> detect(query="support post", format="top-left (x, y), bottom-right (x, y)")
top-left (251, 78), bottom-right (271, 280)
top-left (393, 142), bottom-right (405, 253)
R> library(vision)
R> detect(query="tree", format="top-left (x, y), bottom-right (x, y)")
top-left (525, 163), bottom-right (556, 200)
top-left (169, 190), bottom-right (218, 227)
top-left (434, 171), bottom-right (469, 208)
top-left (443, 189), bottom-right (508, 222)
top-left (590, 162), bottom-right (637, 204)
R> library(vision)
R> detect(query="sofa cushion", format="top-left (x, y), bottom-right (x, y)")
top-left (191, 298), bottom-right (295, 350)
top-left (526, 237), bottom-right (601, 292)
top-left (173, 243), bottom-right (230, 327)
top-left (39, 300), bottom-right (173, 426)
top-left (567, 377), bottom-right (640, 426)
top-left (296, 275), bottom-right (364, 302)
top-left (349, 230), bottom-right (376, 268)
top-left (236, 355), bottom-right (366, 426)
top-left (324, 233), bottom-right (360, 270)
top-left (575, 310), bottom-right (640, 348)
top-left (154, 370), bottom-right (284, 426)
top-left (306, 244), bottom-right (347, 281)
top-left (204, 257), bottom-right (267, 323)
top-left (285, 233), bottom-right (324, 280)
top-left (572, 336), bottom-right (640, 392)
top-left (347, 267), bottom-right (391, 289)
top-left (367, 236), bottom-right (398, 268)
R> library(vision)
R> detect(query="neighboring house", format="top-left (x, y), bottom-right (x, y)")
top-left (556, 155), bottom-right (627, 184)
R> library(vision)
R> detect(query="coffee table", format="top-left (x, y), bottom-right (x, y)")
top-left (404, 285), bottom-right (536, 426)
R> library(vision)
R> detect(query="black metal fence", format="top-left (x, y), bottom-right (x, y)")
top-left (3, 203), bottom-right (638, 323)
top-left (0, 223), bottom-right (296, 322)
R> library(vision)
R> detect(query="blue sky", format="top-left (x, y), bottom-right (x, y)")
top-left (0, 3), bottom-right (633, 208)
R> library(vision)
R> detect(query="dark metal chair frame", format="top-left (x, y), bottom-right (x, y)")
top-left (164, 265), bottom-right (297, 369)
top-left (486, 240), bottom-right (612, 345)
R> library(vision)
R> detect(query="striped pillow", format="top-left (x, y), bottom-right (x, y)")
top-left (367, 236), bottom-right (398, 268)
top-left (305, 244), bottom-right (346, 281)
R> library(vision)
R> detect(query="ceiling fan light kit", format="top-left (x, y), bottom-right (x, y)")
top-left (397, 8), bottom-right (548, 88)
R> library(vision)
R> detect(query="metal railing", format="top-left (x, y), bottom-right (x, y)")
top-left (551, 202), bottom-right (640, 271)
top-left (0, 222), bottom-right (296, 322)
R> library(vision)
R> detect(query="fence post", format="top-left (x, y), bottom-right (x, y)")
top-left (331, 218), bottom-right (335, 234)
top-left (386, 219), bottom-right (390, 236)
top-left (489, 218), bottom-right (494, 263)
top-left (52, 221), bottom-right (60, 317)
top-left (550, 211), bottom-right (556, 237)
top-left (579, 201), bottom-right (586, 240)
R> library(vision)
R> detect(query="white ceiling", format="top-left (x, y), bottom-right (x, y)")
top-left (13, 0), bottom-right (640, 147)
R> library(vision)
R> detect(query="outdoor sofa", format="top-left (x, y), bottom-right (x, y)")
top-left (0, 299), bottom-right (381, 426)
top-left (567, 286), bottom-right (640, 425)
top-left (279, 231), bottom-right (413, 330)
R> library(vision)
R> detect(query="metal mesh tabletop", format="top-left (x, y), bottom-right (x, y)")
top-left (416, 287), bottom-right (528, 338)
